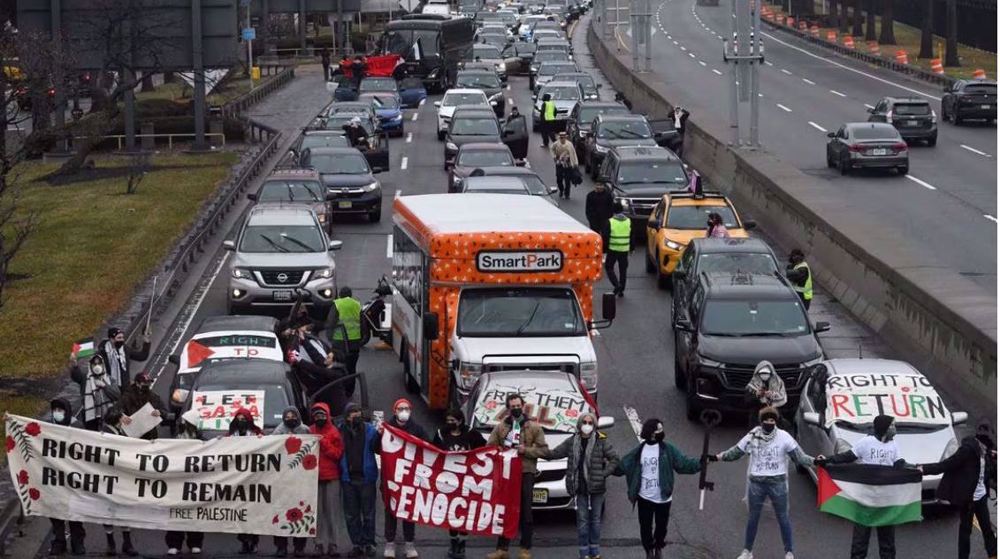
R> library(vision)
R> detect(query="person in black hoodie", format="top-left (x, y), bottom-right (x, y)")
top-left (101, 407), bottom-right (138, 556)
top-left (45, 398), bottom-right (87, 556)
top-left (381, 398), bottom-right (428, 558)
top-left (920, 421), bottom-right (997, 559)
top-left (585, 181), bottom-right (615, 252)
top-left (433, 408), bottom-right (487, 559)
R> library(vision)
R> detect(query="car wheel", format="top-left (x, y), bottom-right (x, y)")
top-left (656, 252), bottom-right (671, 290)
top-left (369, 206), bottom-right (382, 223)
top-left (898, 165), bottom-right (909, 175)
top-left (954, 114), bottom-right (963, 125)
top-left (437, 129), bottom-right (445, 141)
top-left (826, 149), bottom-right (834, 168)
top-left (400, 341), bottom-right (419, 394)
top-left (839, 155), bottom-right (850, 176)
top-left (926, 135), bottom-right (937, 147)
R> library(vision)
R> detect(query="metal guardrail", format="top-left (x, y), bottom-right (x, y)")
top-left (73, 133), bottom-right (227, 151)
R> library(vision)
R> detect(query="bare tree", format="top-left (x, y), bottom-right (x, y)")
top-left (919, 0), bottom-right (935, 58)
top-left (944, 0), bottom-right (959, 66)
top-left (829, 0), bottom-right (840, 29)
top-left (865, 0), bottom-right (878, 41)
top-left (879, 0), bottom-right (896, 44)
top-left (852, 0), bottom-right (864, 36)
top-left (838, 0), bottom-right (850, 32)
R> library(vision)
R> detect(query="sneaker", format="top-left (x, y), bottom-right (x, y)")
top-left (785, 554), bottom-right (794, 559)
top-left (167, 549), bottom-right (179, 556)
top-left (365, 546), bottom-right (377, 558)
top-left (404, 543), bottom-right (418, 558)
top-left (384, 545), bottom-right (396, 558)
top-left (517, 550), bottom-right (532, 559)
top-left (485, 550), bottom-right (509, 559)
top-left (736, 551), bottom-right (753, 559)
top-left (191, 548), bottom-right (202, 555)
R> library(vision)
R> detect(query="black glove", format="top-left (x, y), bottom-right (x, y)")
top-left (703, 454), bottom-right (719, 462)
top-left (814, 457), bottom-right (828, 467)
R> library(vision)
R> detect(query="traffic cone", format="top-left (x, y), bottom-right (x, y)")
top-left (826, 30), bottom-right (837, 42)
top-left (786, 17), bottom-right (795, 28)
top-left (798, 21), bottom-right (808, 31)
top-left (868, 41), bottom-right (880, 56)
top-left (973, 68), bottom-right (987, 79)
top-left (810, 25), bottom-right (820, 37)
top-left (930, 58), bottom-right (944, 74)
top-left (843, 35), bottom-right (855, 49)
top-left (895, 50), bottom-right (909, 65)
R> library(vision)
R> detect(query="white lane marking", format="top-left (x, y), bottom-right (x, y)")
top-left (400, 156), bottom-right (408, 170)
top-left (781, 68), bottom-right (793, 75)
top-left (152, 252), bottom-right (231, 385)
top-left (411, 112), bottom-right (419, 121)
top-left (419, 98), bottom-right (425, 106)
top-left (688, 52), bottom-right (696, 58)
top-left (864, 103), bottom-right (875, 109)
top-left (905, 175), bottom-right (937, 190)
top-left (699, 60), bottom-right (707, 66)
top-left (829, 89), bottom-right (847, 98)
top-left (759, 93), bottom-right (764, 97)
top-left (808, 121), bottom-right (827, 132)
top-left (673, 40), bottom-right (679, 45)
top-left (802, 78), bottom-right (816, 85)
top-left (764, 60), bottom-right (774, 66)
top-left (506, 84), bottom-right (511, 91)
top-left (960, 144), bottom-right (992, 158)
top-left (985, 215), bottom-right (998, 223)
top-left (776, 103), bottom-right (792, 112)
top-left (508, 98), bottom-right (514, 105)
top-left (760, 30), bottom-right (940, 100)
top-left (386, 234), bottom-right (393, 258)
top-left (395, 189), bottom-right (401, 199)
top-left (680, 45), bottom-right (687, 51)
top-left (405, 133), bottom-right (413, 143)
top-left (712, 68), bottom-right (723, 75)
top-left (623, 406), bottom-right (643, 442)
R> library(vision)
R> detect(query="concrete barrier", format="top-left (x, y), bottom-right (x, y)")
top-left (587, 24), bottom-right (997, 417)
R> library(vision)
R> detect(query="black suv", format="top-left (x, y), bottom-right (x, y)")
top-left (565, 100), bottom-right (630, 154)
top-left (672, 271), bottom-right (828, 420)
top-left (867, 97), bottom-right (938, 146)
top-left (941, 79), bottom-right (997, 125)
top-left (455, 70), bottom-right (506, 117)
top-left (300, 146), bottom-right (384, 222)
top-left (597, 146), bottom-right (688, 225)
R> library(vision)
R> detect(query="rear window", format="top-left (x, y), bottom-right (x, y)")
top-left (964, 83), bottom-right (997, 95)
top-left (458, 149), bottom-right (514, 167)
top-left (893, 103), bottom-right (930, 116)
top-left (851, 126), bottom-right (899, 141)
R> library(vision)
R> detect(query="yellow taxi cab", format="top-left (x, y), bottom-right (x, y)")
top-left (644, 188), bottom-right (755, 288)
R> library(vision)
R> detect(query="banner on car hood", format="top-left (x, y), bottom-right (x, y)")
top-left (379, 424), bottom-right (522, 538)
top-left (4, 414), bottom-right (319, 536)
top-left (474, 383), bottom-right (592, 433)
top-left (191, 390), bottom-right (266, 431)
top-left (824, 373), bottom-right (950, 426)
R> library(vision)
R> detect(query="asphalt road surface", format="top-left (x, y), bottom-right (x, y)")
top-left (624, 0), bottom-right (998, 296)
top-left (25, 27), bottom-right (991, 559)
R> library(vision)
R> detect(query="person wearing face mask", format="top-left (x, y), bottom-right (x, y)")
top-left (339, 403), bottom-right (380, 558)
top-left (269, 407), bottom-right (315, 557)
top-left (919, 421), bottom-right (998, 559)
top-left (486, 393), bottom-right (548, 559)
top-left (744, 361), bottom-right (787, 427)
top-left (381, 399), bottom-right (427, 558)
top-left (432, 409), bottom-right (486, 559)
top-left (101, 406), bottom-right (139, 556)
top-left (89, 327), bottom-right (151, 388)
top-left (165, 410), bottom-right (206, 556)
top-left (306, 403), bottom-right (345, 558)
top-left (615, 418), bottom-right (700, 559)
top-left (76, 354), bottom-right (121, 431)
top-left (227, 407), bottom-right (264, 555)
top-left (542, 412), bottom-right (620, 559)
top-left (705, 212), bottom-right (730, 239)
top-left (118, 372), bottom-right (166, 440)
top-left (814, 415), bottom-right (909, 559)
top-left (709, 407), bottom-right (819, 559)
top-left (45, 398), bottom-right (87, 556)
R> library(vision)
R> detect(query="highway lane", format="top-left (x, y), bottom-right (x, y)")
top-left (638, 0), bottom-right (998, 294)
top-left (29, 44), bottom-right (986, 558)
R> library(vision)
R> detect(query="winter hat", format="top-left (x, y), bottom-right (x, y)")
top-left (758, 406), bottom-right (780, 423)
top-left (134, 372), bottom-right (152, 384)
top-left (345, 402), bottom-right (363, 415)
top-left (872, 415), bottom-right (894, 439)
top-left (108, 327), bottom-right (123, 338)
top-left (393, 398), bottom-right (412, 412)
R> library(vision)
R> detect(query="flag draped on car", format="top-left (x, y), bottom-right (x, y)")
top-left (817, 464), bottom-right (922, 527)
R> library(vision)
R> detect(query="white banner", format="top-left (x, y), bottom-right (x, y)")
top-left (4, 415), bottom-right (320, 536)
top-left (191, 390), bottom-right (266, 431)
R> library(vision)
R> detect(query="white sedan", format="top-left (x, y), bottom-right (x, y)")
top-left (434, 88), bottom-right (492, 141)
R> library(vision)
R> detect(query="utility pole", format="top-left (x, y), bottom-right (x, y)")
top-left (722, 0), bottom-right (763, 147)
top-left (246, 2), bottom-right (255, 90)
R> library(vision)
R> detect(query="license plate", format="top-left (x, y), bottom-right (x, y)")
top-left (531, 489), bottom-right (548, 504)
top-left (871, 148), bottom-right (888, 156)
top-left (906, 120), bottom-right (919, 126)
top-left (273, 290), bottom-right (293, 302)
top-left (982, 104), bottom-right (992, 109)
top-left (338, 201), bottom-right (353, 209)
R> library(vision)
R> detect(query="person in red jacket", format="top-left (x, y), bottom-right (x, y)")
top-left (310, 402), bottom-right (345, 557)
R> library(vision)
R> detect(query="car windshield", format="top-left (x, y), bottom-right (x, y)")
top-left (325, 117), bottom-right (374, 134)
top-left (472, 382), bottom-right (594, 434)
top-left (470, 175), bottom-right (548, 195)
top-left (458, 287), bottom-right (587, 336)
top-left (540, 63), bottom-right (575, 76)
top-left (700, 300), bottom-right (810, 336)
top-left (308, 153), bottom-right (370, 174)
top-left (240, 225), bottom-right (324, 253)
top-left (473, 45), bottom-right (502, 58)
top-left (698, 253), bottom-right (776, 275)
top-left (458, 150), bottom-right (513, 167)
top-left (893, 103), bottom-right (930, 116)
top-left (301, 135), bottom-right (349, 150)
top-left (535, 52), bottom-right (569, 63)
top-left (851, 127), bottom-right (899, 141)
top-left (542, 85), bottom-right (581, 100)
top-left (617, 161), bottom-right (687, 185)
top-left (360, 78), bottom-right (396, 92)
top-left (328, 105), bottom-right (368, 115)
top-left (258, 180), bottom-right (324, 203)
top-left (457, 74), bottom-right (500, 88)
top-left (452, 117), bottom-right (500, 135)
top-left (597, 120), bottom-right (651, 139)
top-left (195, 382), bottom-right (290, 429)
top-left (444, 92), bottom-right (488, 106)
top-left (537, 44), bottom-right (569, 53)
top-left (363, 94), bottom-right (400, 109)
top-left (666, 205), bottom-right (738, 229)
top-left (578, 105), bottom-right (628, 124)
top-left (556, 74), bottom-right (594, 87)
top-left (963, 83), bottom-right (996, 94)
top-left (383, 29), bottom-right (440, 56)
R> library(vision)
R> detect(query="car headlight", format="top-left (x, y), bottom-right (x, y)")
top-left (446, 142), bottom-right (458, 151)
top-left (931, 109), bottom-right (938, 124)
top-left (452, 175), bottom-right (463, 185)
top-left (594, 144), bottom-right (609, 153)
top-left (489, 92), bottom-right (503, 101)
top-left (664, 239), bottom-right (682, 250)
top-left (578, 129), bottom-right (589, 137)
top-left (171, 388), bottom-right (190, 405)
top-left (580, 362), bottom-right (598, 391)
top-left (231, 267), bottom-right (252, 279)
top-left (390, 114), bottom-right (403, 122)
top-left (942, 437), bottom-right (959, 460)
top-left (363, 181), bottom-right (380, 192)
top-left (697, 355), bottom-right (723, 368)
top-left (835, 438), bottom-right (853, 453)
top-left (496, 62), bottom-right (505, 72)
top-left (428, 68), bottom-right (440, 79)
top-left (458, 361), bottom-right (482, 389)
top-left (315, 267), bottom-right (335, 279)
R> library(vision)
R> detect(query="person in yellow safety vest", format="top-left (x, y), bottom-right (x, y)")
top-left (540, 93), bottom-right (556, 148)
top-left (327, 286), bottom-right (363, 397)
top-left (605, 201), bottom-right (631, 297)
top-left (785, 248), bottom-right (813, 311)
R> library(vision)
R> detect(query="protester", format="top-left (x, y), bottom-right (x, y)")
top-left (432, 408), bottom-right (486, 559)
top-left (351, 56), bottom-right (366, 87)
top-left (382, 399), bottom-right (427, 558)
top-left (705, 212), bottom-right (729, 238)
top-left (309, 403), bottom-right (346, 558)
top-left (227, 408), bottom-right (264, 554)
top-left (505, 106), bottom-right (521, 125)
top-left (615, 418), bottom-right (700, 559)
top-left (814, 415), bottom-right (907, 559)
top-left (342, 118), bottom-right (370, 151)
top-left (486, 393), bottom-right (548, 559)
top-left (98, 327), bottom-right (151, 387)
top-left (671, 106), bottom-right (690, 156)
top-left (119, 372), bottom-right (166, 440)
top-left (550, 131), bottom-right (579, 199)
top-left (543, 412), bottom-right (620, 559)
top-left (785, 248), bottom-right (813, 311)
top-left (45, 398), bottom-right (87, 556)
top-left (165, 410), bottom-right (205, 556)
top-left (744, 360), bottom-right (787, 428)
top-left (340, 403), bottom-right (379, 557)
top-left (328, 286), bottom-right (364, 398)
top-left (77, 354), bottom-right (120, 431)
top-left (605, 201), bottom-right (631, 297)
top-left (101, 406), bottom-right (138, 556)
top-left (321, 47), bottom-right (332, 81)
top-left (266, 407), bottom-right (313, 557)
top-left (289, 323), bottom-right (351, 416)
top-left (585, 181), bottom-right (615, 252)
top-left (919, 421), bottom-right (998, 559)
top-left (711, 406), bottom-right (819, 559)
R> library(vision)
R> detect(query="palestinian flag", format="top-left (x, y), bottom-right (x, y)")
top-left (71, 338), bottom-right (95, 359)
top-left (817, 464), bottom-right (922, 527)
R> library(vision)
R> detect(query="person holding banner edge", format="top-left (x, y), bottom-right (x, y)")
top-left (165, 410), bottom-right (206, 556)
top-left (270, 406), bottom-right (314, 557)
top-left (340, 403), bottom-right (380, 558)
top-left (100, 406), bottom-right (139, 557)
top-left (45, 398), bottom-right (88, 556)
top-left (432, 408), bottom-right (487, 559)
top-left (485, 393), bottom-right (548, 559)
top-left (227, 407), bottom-right (264, 555)
top-left (382, 399), bottom-right (427, 559)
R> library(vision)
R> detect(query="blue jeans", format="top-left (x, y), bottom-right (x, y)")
top-left (342, 480), bottom-right (376, 547)
top-left (575, 490), bottom-right (606, 558)
top-left (745, 476), bottom-right (793, 553)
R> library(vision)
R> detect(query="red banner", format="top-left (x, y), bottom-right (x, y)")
top-left (379, 425), bottom-right (523, 539)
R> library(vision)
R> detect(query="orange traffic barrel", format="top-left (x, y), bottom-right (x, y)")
top-left (786, 17), bottom-right (794, 27)
top-left (843, 35), bottom-right (855, 49)
top-left (895, 50), bottom-right (909, 65)
top-left (973, 68), bottom-right (987, 79)
top-left (867, 41), bottom-right (880, 55)
top-left (810, 25), bottom-right (820, 37)
top-left (826, 30), bottom-right (837, 41)
top-left (930, 58), bottom-right (944, 74)
top-left (798, 21), bottom-right (808, 31)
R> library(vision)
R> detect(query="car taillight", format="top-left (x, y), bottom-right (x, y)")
top-left (892, 142), bottom-right (908, 152)
top-left (847, 144), bottom-right (866, 153)
top-left (47, 88), bottom-right (55, 97)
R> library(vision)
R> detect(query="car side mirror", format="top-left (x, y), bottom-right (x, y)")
top-left (743, 219), bottom-right (757, 230)
top-left (168, 354), bottom-right (180, 365)
top-left (373, 167), bottom-right (384, 174)
top-left (866, 107), bottom-right (874, 113)
top-left (491, 100), bottom-right (498, 106)
top-left (423, 312), bottom-right (440, 340)
top-left (223, 240), bottom-right (236, 250)
top-left (515, 159), bottom-right (526, 166)
top-left (247, 193), bottom-right (258, 202)
top-left (597, 415), bottom-right (614, 429)
top-left (434, 101), bottom-right (442, 108)
top-left (826, 132), bottom-right (836, 138)
top-left (328, 240), bottom-right (343, 251)
top-left (951, 411), bottom-right (968, 425)
top-left (547, 186), bottom-right (558, 195)
top-left (814, 321), bottom-right (831, 333)
top-left (601, 292), bottom-right (616, 321)
top-left (803, 411), bottom-right (821, 426)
